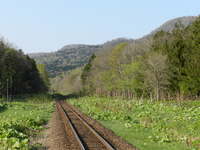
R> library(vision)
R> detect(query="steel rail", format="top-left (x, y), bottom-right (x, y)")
top-left (56, 102), bottom-right (86, 150)
top-left (63, 102), bottom-right (116, 150)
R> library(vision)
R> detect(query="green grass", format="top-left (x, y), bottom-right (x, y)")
top-left (0, 95), bottom-right (54, 150)
top-left (68, 97), bottom-right (200, 150)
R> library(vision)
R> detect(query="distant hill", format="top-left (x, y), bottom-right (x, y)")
top-left (144, 16), bottom-right (197, 38)
top-left (30, 16), bottom-right (197, 77)
top-left (29, 45), bottom-right (101, 77)
top-left (29, 38), bottom-right (130, 77)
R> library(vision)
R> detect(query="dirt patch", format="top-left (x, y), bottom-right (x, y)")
top-left (45, 110), bottom-right (74, 150)
top-left (31, 110), bottom-right (74, 150)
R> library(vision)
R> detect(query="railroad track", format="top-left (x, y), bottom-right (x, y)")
top-left (56, 101), bottom-right (116, 150)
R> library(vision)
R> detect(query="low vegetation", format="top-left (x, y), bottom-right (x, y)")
top-left (0, 95), bottom-right (53, 150)
top-left (0, 103), bottom-right (7, 112)
top-left (69, 97), bottom-right (200, 150)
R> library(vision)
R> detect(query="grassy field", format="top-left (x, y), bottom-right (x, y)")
top-left (0, 95), bottom-right (54, 150)
top-left (68, 97), bottom-right (200, 150)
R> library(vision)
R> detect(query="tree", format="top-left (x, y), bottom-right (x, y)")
top-left (151, 17), bottom-right (200, 99)
top-left (81, 54), bottom-right (96, 94)
top-left (121, 61), bottom-right (144, 98)
top-left (37, 64), bottom-right (50, 89)
top-left (0, 39), bottom-right (48, 97)
top-left (144, 52), bottom-right (169, 100)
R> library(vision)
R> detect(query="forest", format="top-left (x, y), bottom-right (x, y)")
top-left (57, 16), bottom-right (200, 101)
top-left (0, 41), bottom-right (48, 98)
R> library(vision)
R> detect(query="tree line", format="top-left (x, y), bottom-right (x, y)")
top-left (0, 40), bottom-right (48, 98)
top-left (81, 17), bottom-right (200, 100)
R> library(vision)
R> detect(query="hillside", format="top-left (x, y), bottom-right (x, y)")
top-left (30, 38), bottom-right (130, 77)
top-left (152, 16), bottom-right (197, 33)
top-left (29, 45), bottom-right (101, 77)
top-left (30, 16), bottom-right (197, 78)
top-left (51, 16), bottom-right (199, 95)
top-left (141, 16), bottom-right (197, 39)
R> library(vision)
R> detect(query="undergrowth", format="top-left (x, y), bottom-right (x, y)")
top-left (68, 97), bottom-right (200, 150)
top-left (0, 95), bottom-right (54, 150)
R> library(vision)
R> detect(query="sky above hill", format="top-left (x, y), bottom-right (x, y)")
top-left (0, 0), bottom-right (199, 53)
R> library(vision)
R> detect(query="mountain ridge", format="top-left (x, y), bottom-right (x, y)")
top-left (29, 16), bottom-right (197, 77)
top-left (29, 38), bottom-right (130, 77)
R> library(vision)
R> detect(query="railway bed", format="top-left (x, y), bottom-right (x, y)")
top-left (56, 101), bottom-right (137, 150)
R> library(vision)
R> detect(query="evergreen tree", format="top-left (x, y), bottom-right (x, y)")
top-left (0, 40), bottom-right (48, 97)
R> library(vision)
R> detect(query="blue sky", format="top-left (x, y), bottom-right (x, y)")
top-left (0, 0), bottom-right (199, 53)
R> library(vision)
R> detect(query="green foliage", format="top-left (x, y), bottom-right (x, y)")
top-left (69, 97), bottom-right (200, 150)
top-left (0, 40), bottom-right (48, 97)
top-left (80, 42), bottom-right (131, 96)
top-left (51, 67), bottom-right (83, 95)
top-left (121, 61), bottom-right (144, 95)
top-left (81, 54), bottom-right (96, 84)
top-left (152, 17), bottom-right (200, 98)
top-left (37, 64), bottom-right (50, 89)
top-left (104, 43), bottom-right (128, 90)
top-left (0, 95), bottom-right (53, 149)
top-left (77, 17), bottom-right (200, 100)
top-left (0, 103), bottom-right (7, 112)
